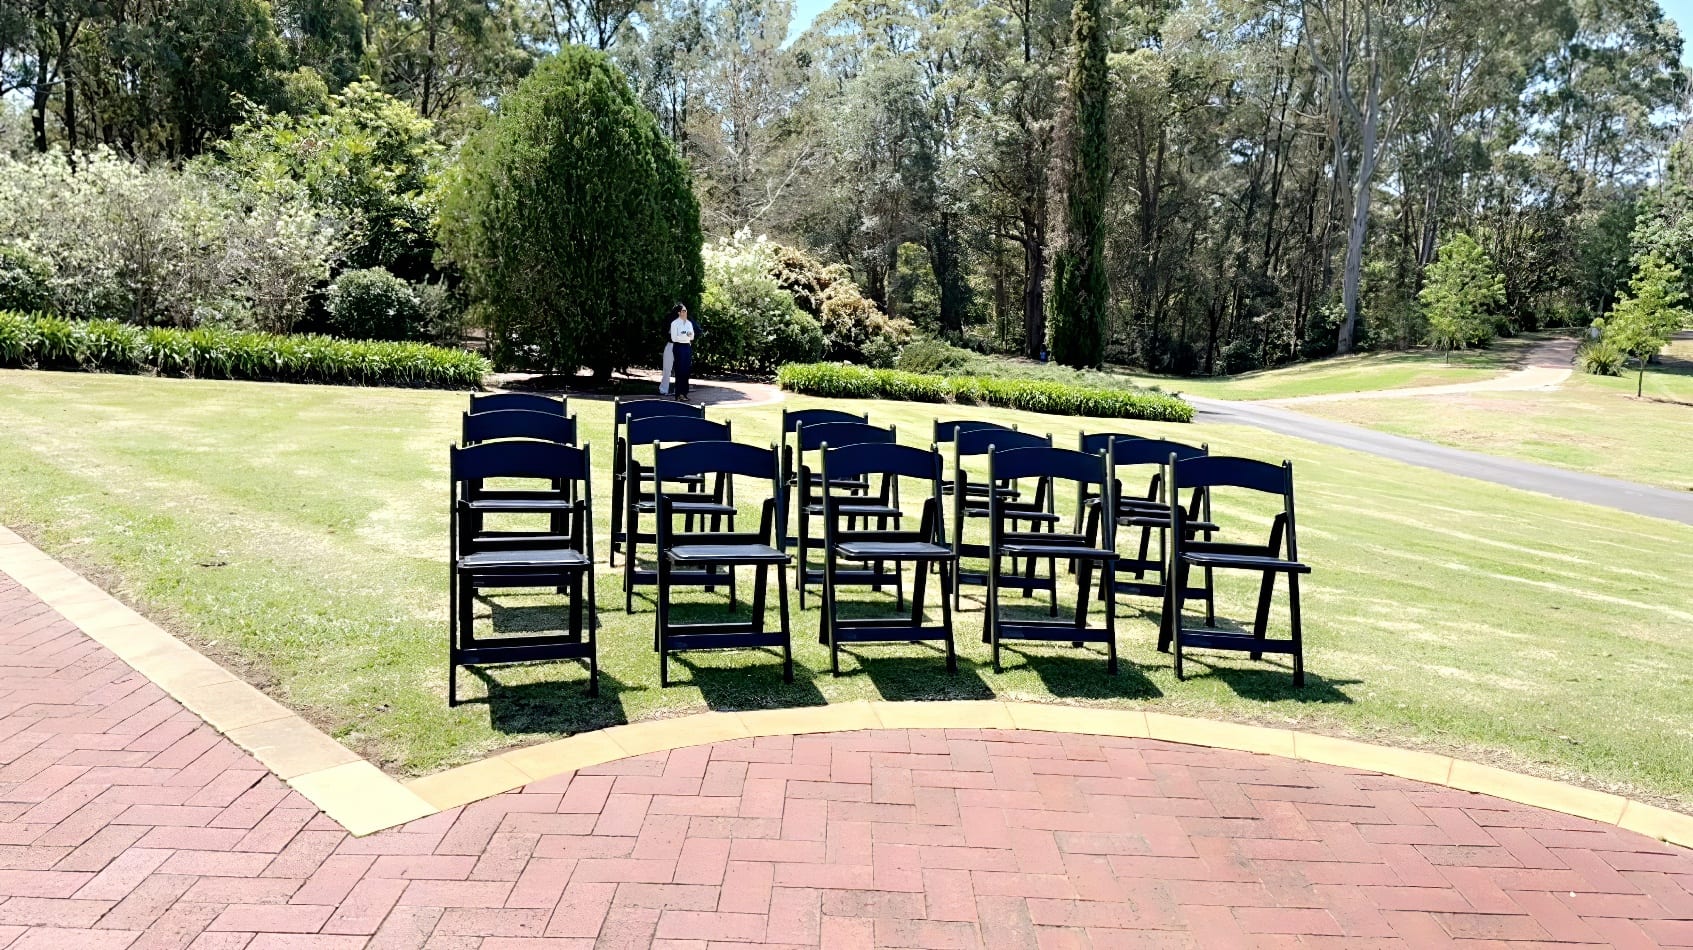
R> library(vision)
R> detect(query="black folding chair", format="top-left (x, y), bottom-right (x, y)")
top-left (779, 409), bottom-right (872, 544)
top-left (984, 446), bottom-right (1118, 674)
top-left (448, 441), bottom-right (597, 703)
top-left (1163, 455), bottom-right (1310, 687)
top-left (792, 421), bottom-right (902, 608)
top-left (621, 415), bottom-right (737, 611)
top-left (951, 427), bottom-right (1059, 611)
top-left (610, 397), bottom-right (705, 566)
top-left (469, 391), bottom-right (567, 416)
top-left (653, 441), bottom-right (793, 687)
top-left (1074, 432), bottom-right (1138, 534)
top-left (935, 420), bottom-right (1016, 500)
top-left (459, 409), bottom-right (582, 540)
top-left (818, 442), bottom-right (959, 676)
top-left (1085, 438), bottom-right (1214, 617)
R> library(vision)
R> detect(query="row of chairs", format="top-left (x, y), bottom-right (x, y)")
top-left (446, 393), bottom-right (1310, 704)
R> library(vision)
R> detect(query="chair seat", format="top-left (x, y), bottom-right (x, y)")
top-left (667, 543), bottom-right (790, 565)
top-left (964, 507), bottom-right (1060, 523)
top-left (460, 548), bottom-right (590, 570)
top-left (1000, 541), bottom-right (1118, 560)
top-left (635, 500), bottom-right (738, 516)
top-left (836, 540), bottom-right (955, 561)
top-left (803, 503), bottom-right (903, 519)
top-left (465, 497), bottom-right (577, 512)
top-left (1182, 552), bottom-right (1310, 573)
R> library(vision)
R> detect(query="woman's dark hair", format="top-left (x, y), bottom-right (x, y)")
top-left (667, 302), bottom-right (686, 320)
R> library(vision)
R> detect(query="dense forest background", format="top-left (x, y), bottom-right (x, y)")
top-left (2, 0), bottom-right (1688, 374)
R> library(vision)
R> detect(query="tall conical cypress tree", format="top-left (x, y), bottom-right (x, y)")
top-left (1049, 0), bottom-right (1109, 368)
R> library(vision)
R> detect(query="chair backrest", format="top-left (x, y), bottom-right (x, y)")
top-left (987, 445), bottom-right (1106, 487)
top-left (655, 441), bottom-right (779, 484)
top-left (797, 421), bottom-right (897, 453)
top-left (461, 410), bottom-right (578, 447)
top-left (1172, 455), bottom-right (1292, 497)
top-left (450, 440), bottom-right (589, 484)
top-left (468, 391), bottom-right (566, 416)
top-left (1079, 431), bottom-right (1139, 456)
top-left (614, 397), bottom-right (704, 425)
top-left (934, 419), bottom-right (1014, 443)
top-left (626, 415), bottom-right (731, 448)
top-left (956, 427), bottom-right (1050, 456)
top-left (821, 441), bottom-right (941, 483)
top-left (1109, 437), bottom-right (1207, 468)
top-left (783, 408), bottom-right (868, 433)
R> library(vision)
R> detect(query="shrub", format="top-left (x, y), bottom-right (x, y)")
top-left (0, 311), bottom-right (488, 388)
top-left (776, 362), bottom-right (1193, 422)
top-left (895, 338), bottom-right (975, 375)
top-left (0, 244), bottom-right (52, 312)
top-left (698, 234), bottom-right (825, 372)
top-left (0, 150), bottom-right (333, 330)
top-left (1579, 338), bottom-right (1625, 376)
top-left (324, 268), bottom-right (427, 341)
top-left (439, 47), bottom-right (703, 376)
top-left (217, 82), bottom-right (441, 277)
top-left (820, 286), bottom-right (912, 367)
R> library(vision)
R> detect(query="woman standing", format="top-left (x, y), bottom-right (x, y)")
top-left (667, 303), bottom-right (696, 402)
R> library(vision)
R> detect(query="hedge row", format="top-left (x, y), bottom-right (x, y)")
top-left (777, 362), bottom-right (1194, 423)
top-left (0, 311), bottom-right (490, 389)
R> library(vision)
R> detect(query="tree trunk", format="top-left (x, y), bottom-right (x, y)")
top-left (1023, 220), bottom-right (1046, 359)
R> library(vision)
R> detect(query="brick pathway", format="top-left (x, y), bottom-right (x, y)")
top-left (2, 575), bottom-right (1691, 948)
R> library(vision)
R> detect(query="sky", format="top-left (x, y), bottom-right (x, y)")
top-left (788, 0), bottom-right (1693, 64)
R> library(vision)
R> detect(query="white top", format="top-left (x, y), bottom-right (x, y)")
top-left (670, 317), bottom-right (696, 344)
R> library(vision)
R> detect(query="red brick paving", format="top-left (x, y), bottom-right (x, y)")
top-left (2, 575), bottom-right (1692, 948)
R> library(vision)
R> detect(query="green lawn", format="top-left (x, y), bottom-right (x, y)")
top-left (1301, 336), bottom-right (1693, 491)
top-left (1, 369), bottom-right (1690, 813)
top-left (1140, 336), bottom-right (1540, 401)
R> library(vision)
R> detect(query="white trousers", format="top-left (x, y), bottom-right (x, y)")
top-left (660, 342), bottom-right (674, 394)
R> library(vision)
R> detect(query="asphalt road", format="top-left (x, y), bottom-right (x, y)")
top-left (1188, 395), bottom-right (1693, 527)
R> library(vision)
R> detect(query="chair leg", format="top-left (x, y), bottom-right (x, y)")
top-left (825, 551), bottom-right (840, 678)
top-left (1073, 557), bottom-right (1091, 649)
top-left (1105, 557), bottom-right (1118, 676)
top-left (447, 566), bottom-right (459, 707)
top-left (1172, 560), bottom-right (1188, 681)
top-left (778, 563), bottom-right (793, 683)
top-left (1251, 567), bottom-right (1276, 662)
top-left (623, 498), bottom-right (637, 613)
top-left (987, 550), bottom-right (1001, 674)
top-left (657, 557), bottom-right (670, 688)
top-left (1205, 566), bottom-right (1217, 626)
top-left (940, 561), bottom-right (956, 674)
top-left (1289, 573), bottom-right (1305, 688)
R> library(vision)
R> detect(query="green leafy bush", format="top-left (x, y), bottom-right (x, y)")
top-left (0, 311), bottom-right (487, 388)
top-left (896, 338), bottom-right (974, 375)
top-left (1579, 338), bottom-right (1625, 376)
top-left (324, 267), bottom-right (427, 341)
top-left (777, 362), bottom-right (1193, 422)
top-left (698, 234), bottom-right (825, 372)
top-left (439, 47), bottom-right (703, 376)
top-left (0, 244), bottom-right (52, 312)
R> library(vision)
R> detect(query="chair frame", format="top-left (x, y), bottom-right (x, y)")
top-left (448, 441), bottom-right (597, 704)
top-left (459, 410), bottom-right (582, 540)
top-left (468, 391), bottom-right (567, 416)
top-left (610, 398), bottom-right (705, 566)
top-left (1084, 437), bottom-right (1215, 618)
top-left (818, 442), bottom-right (958, 676)
top-left (951, 427), bottom-right (1058, 611)
top-left (620, 415), bottom-right (737, 611)
top-left (779, 408), bottom-right (871, 547)
top-left (653, 441), bottom-right (793, 687)
top-left (1162, 455), bottom-right (1309, 687)
top-left (791, 422), bottom-right (903, 609)
top-left (984, 446), bottom-right (1118, 675)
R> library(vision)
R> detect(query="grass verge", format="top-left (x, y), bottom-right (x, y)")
top-left (0, 369), bottom-right (1688, 813)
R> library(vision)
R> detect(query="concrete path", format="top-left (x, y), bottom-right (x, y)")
top-left (1263, 337), bottom-right (1578, 406)
top-left (2, 574), bottom-right (1692, 947)
top-left (1190, 395), bottom-right (1693, 526)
